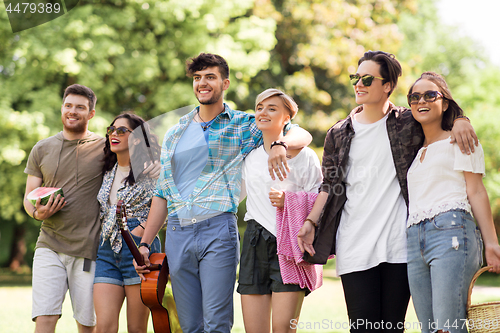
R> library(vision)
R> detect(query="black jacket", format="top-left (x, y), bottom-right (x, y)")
top-left (304, 104), bottom-right (424, 264)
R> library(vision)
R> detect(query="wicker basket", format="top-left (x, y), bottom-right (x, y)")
top-left (466, 266), bottom-right (500, 333)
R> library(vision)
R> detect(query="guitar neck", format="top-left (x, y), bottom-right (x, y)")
top-left (117, 200), bottom-right (160, 271)
top-left (121, 229), bottom-right (161, 271)
top-left (121, 228), bottom-right (145, 266)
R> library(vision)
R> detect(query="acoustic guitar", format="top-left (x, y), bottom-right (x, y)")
top-left (116, 200), bottom-right (181, 333)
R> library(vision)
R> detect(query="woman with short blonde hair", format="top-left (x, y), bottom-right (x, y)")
top-left (237, 89), bottom-right (322, 333)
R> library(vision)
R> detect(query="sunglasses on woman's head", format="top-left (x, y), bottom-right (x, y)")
top-left (106, 126), bottom-right (132, 136)
top-left (349, 74), bottom-right (384, 86)
top-left (407, 90), bottom-right (443, 105)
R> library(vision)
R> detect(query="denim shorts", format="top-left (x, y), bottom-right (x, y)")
top-left (407, 209), bottom-right (483, 333)
top-left (94, 218), bottom-right (160, 286)
top-left (237, 219), bottom-right (309, 295)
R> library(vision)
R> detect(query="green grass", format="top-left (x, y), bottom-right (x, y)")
top-left (1, 267), bottom-right (499, 333)
top-left (474, 270), bottom-right (500, 287)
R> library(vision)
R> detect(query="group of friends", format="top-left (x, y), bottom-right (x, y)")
top-left (22, 51), bottom-right (500, 333)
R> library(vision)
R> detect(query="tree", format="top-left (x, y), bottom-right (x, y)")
top-left (0, 109), bottom-right (51, 269)
top-left (234, 0), bottom-right (418, 147)
top-left (0, 0), bottom-right (277, 268)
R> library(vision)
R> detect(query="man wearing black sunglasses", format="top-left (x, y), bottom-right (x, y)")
top-left (23, 84), bottom-right (101, 333)
top-left (298, 50), bottom-right (478, 332)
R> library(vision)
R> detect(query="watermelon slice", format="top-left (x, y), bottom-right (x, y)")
top-left (27, 187), bottom-right (64, 206)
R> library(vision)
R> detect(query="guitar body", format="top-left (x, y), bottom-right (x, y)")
top-left (141, 253), bottom-right (171, 333)
top-left (116, 201), bottom-right (181, 333)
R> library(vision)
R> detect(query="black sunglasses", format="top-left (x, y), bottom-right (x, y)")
top-left (106, 126), bottom-right (132, 136)
top-left (407, 90), bottom-right (443, 105)
top-left (349, 74), bottom-right (384, 86)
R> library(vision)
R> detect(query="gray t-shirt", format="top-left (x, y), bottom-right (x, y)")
top-left (25, 131), bottom-right (105, 260)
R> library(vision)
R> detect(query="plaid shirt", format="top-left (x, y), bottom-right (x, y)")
top-left (305, 104), bottom-right (424, 264)
top-left (156, 104), bottom-right (262, 215)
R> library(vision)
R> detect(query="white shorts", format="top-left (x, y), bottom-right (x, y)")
top-left (32, 247), bottom-right (96, 327)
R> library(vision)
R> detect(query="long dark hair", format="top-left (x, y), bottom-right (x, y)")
top-left (102, 113), bottom-right (160, 185)
top-left (408, 72), bottom-right (464, 131)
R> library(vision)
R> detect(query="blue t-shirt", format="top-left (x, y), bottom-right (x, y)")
top-left (171, 120), bottom-right (220, 220)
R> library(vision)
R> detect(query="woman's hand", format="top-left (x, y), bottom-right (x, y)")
top-left (485, 244), bottom-right (500, 273)
top-left (133, 246), bottom-right (151, 281)
top-left (269, 188), bottom-right (285, 208)
top-left (297, 220), bottom-right (316, 256)
top-left (144, 161), bottom-right (161, 179)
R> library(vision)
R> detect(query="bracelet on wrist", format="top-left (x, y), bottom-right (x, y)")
top-left (138, 242), bottom-right (151, 251)
top-left (32, 207), bottom-right (42, 221)
top-left (305, 218), bottom-right (318, 227)
top-left (454, 115), bottom-right (470, 124)
top-left (270, 140), bottom-right (288, 150)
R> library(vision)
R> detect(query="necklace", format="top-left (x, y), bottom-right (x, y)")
top-left (197, 109), bottom-right (215, 131)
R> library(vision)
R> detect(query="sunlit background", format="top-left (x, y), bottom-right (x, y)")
top-left (1, 0), bottom-right (499, 331)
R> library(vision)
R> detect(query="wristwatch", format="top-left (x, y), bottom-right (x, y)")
top-left (138, 242), bottom-right (151, 251)
top-left (270, 140), bottom-right (288, 150)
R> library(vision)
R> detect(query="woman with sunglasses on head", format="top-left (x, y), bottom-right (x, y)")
top-left (405, 72), bottom-right (500, 333)
top-left (93, 113), bottom-right (161, 333)
top-left (237, 89), bottom-right (323, 333)
top-left (297, 51), bottom-right (478, 332)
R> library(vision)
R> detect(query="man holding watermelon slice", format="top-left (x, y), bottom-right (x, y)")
top-left (23, 84), bottom-right (101, 333)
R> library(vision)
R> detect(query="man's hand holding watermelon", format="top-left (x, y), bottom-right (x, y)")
top-left (24, 183), bottom-right (67, 221)
top-left (32, 192), bottom-right (67, 221)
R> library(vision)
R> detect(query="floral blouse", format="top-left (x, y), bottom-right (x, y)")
top-left (97, 163), bottom-right (156, 253)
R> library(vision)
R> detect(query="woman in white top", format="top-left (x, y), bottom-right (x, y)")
top-left (406, 72), bottom-right (500, 333)
top-left (237, 89), bottom-right (322, 333)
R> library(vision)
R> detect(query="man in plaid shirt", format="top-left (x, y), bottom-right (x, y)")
top-left (136, 53), bottom-right (311, 333)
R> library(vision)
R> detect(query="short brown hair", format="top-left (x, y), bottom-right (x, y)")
top-left (408, 72), bottom-right (463, 131)
top-left (63, 84), bottom-right (97, 111)
top-left (186, 53), bottom-right (229, 80)
top-left (358, 51), bottom-right (402, 97)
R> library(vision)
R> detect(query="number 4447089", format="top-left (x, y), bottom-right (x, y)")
top-left (5, 2), bottom-right (61, 14)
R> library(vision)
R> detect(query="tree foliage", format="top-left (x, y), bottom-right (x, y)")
top-left (235, 0), bottom-right (418, 146)
top-left (0, 0), bottom-right (277, 267)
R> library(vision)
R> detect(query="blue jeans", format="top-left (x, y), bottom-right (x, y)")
top-left (95, 218), bottom-right (161, 286)
top-left (165, 213), bottom-right (239, 333)
top-left (407, 209), bottom-right (483, 333)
